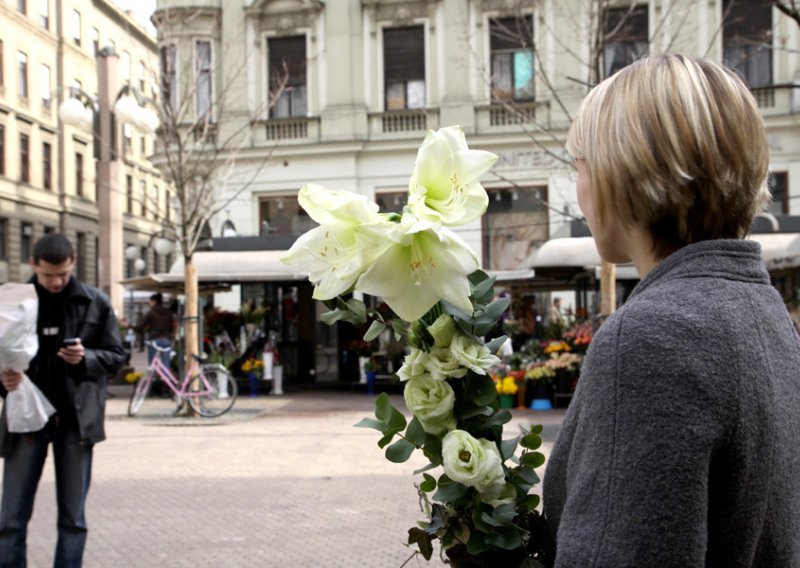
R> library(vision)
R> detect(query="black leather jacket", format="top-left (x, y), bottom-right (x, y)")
top-left (0, 277), bottom-right (126, 454)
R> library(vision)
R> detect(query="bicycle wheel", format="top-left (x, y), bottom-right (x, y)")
top-left (188, 366), bottom-right (238, 418)
top-left (128, 370), bottom-right (154, 416)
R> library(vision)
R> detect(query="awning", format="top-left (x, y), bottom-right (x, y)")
top-left (749, 233), bottom-right (800, 270)
top-left (121, 250), bottom-right (308, 293)
top-left (523, 237), bottom-right (639, 280)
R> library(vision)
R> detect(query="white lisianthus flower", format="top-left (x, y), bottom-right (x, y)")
top-left (427, 314), bottom-right (457, 347)
top-left (403, 374), bottom-right (457, 435)
top-left (442, 430), bottom-right (506, 495)
top-left (407, 126), bottom-right (498, 226)
top-left (281, 184), bottom-right (392, 300)
top-left (397, 348), bottom-right (429, 382)
top-left (424, 347), bottom-right (467, 381)
top-left (450, 335), bottom-right (501, 375)
top-left (356, 214), bottom-right (478, 322)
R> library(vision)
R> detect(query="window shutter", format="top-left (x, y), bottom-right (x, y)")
top-left (384, 26), bottom-right (425, 83)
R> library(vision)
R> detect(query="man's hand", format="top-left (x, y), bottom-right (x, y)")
top-left (58, 339), bottom-right (85, 366)
top-left (1, 370), bottom-right (23, 391)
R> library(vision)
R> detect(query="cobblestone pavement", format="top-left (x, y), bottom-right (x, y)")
top-left (6, 387), bottom-right (565, 568)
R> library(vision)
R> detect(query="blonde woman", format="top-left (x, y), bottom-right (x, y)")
top-left (543, 55), bottom-right (800, 567)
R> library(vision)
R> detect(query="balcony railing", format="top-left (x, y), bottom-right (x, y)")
top-left (751, 84), bottom-right (800, 116)
top-left (368, 109), bottom-right (439, 138)
top-left (475, 101), bottom-right (551, 134)
top-left (260, 116), bottom-right (320, 143)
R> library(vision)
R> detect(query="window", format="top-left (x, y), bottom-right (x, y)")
top-left (19, 133), bottom-right (29, 183)
top-left (42, 142), bottom-right (51, 190)
top-left (126, 175), bottom-right (133, 213)
top-left (75, 152), bottom-right (83, 196)
top-left (258, 195), bottom-right (312, 236)
top-left (20, 222), bottom-right (33, 262)
top-left (151, 185), bottom-right (159, 220)
top-left (76, 232), bottom-right (86, 281)
top-left (72, 10), bottom-right (81, 46)
top-left (17, 0), bottom-right (25, 14)
top-left (40, 64), bottom-right (50, 108)
top-left (482, 186), bottom-right (548, 270)
top-left (92, 28), bottom-right (99, 55)
top-left (40, 0), bottom-right (48, 29)
top-left (268, 36), bottom-right (306, 118)
top-left (138, 61), bottom-right (145, 92)
top-left (723, 0), bottom-right (772, 88)
top-left (196, 40), bottom-right (213, 119)
top-left (44, 225), bottom-right (54, 234)
top-left (0, 125), bottom-right (4, 176)
top-left (603, 5), bottom-right (649, 77)
top-left (0, 218), bottom-right (6, 260)
top-left (121, 51), bottom-right (130, 84)
top-left (0, 40), bottom-right (4, 87)
top-left (123, 123), bottom-right (132, 155)
top-left (768, 172), bottom-right (788, 215)
top-left (160, 44), bottom-right (177, 111)
top-left (18, 52), bottom-right (28, 98)
top-left (140, 180), bottom-right (146, 217)
top-left (375, 192), bottom-right (407, 215)
top-left (140, 134), bottom-right (146, 156)
top-left (489, 16), bottom-right (535, 102)
top-left (383, 26), bottom-right (425, 110)
top-left (70, 78), bottom-right (82, 98)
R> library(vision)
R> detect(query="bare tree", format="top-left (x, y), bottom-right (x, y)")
top-left (149, 8), bottom-right (286, 408)
top-left (771, 0), bottom-right (800, 27)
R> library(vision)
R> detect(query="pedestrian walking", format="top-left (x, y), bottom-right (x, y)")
top-left (136, 292), bottom-right (175, 368)
top-left (543, 55), bottom-right (800, 566)
top-left (0, 233), bottom-right (126, 567)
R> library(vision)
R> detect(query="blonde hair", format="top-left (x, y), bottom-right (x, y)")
top-left (566, 54), bottom-right (770, 258)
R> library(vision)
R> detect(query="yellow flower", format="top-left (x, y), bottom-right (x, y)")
top-left (125, 371), bottom-right (144, 384)
top-left (495, 376), bottom-right (518, 396)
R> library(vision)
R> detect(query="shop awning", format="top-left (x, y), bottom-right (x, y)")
top-left (749, 233), bottom-right (800, 269)
top-left (121, 250), bottom-right (308, 293)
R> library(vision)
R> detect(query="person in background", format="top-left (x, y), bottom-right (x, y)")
top-left (543, 55), bottom-right (800, 566)
top-left (137, 293), bottom-right (175, 369)
top-left (547, 297), bottom-right (564, 327)
top-left (0, 233), bottom-right (126, 567)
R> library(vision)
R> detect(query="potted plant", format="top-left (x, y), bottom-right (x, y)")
top-left (494, 375), bottom-right (518, 409)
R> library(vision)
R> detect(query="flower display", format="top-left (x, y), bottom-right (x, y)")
top-left (525, 364), bottom-right (556, 383)
top-left (542, 340), bottom-right (571, 354)
top-left (284, 126), bottom-right (550, 565)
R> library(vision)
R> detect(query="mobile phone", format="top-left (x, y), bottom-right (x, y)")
top-left (62, 338), bottom-right (80, 347)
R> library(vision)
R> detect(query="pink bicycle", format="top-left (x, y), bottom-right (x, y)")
top-left (128, 341), bottom-right (238, 417)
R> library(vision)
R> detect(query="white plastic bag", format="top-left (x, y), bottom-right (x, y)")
top-left (6, 376), bottom-right (55, 433)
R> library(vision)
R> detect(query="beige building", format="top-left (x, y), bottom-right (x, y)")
top-left (150, 0), bottom-right (800, 381)
top-left (0, 0), bottom-right (171, 317)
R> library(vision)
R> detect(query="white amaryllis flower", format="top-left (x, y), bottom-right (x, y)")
top-left (407, 126), bottom-right (498, 226)
top-left (281, 184), bottom-right (391, 300)
top-left (356, 215), bottom-right (478, 322)
top-left (403, 374), bottom-right (457, 435)
top-left (442, 430), bottom-right (506, 496)
top-left (450, 335), bottom-right (501, 375)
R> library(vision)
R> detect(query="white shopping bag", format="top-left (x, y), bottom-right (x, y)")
top-left (6, 375), bottom-right (56, 433)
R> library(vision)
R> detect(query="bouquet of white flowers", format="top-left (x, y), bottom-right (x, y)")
top-left (283, 126), bottom-right (551, 566)
top-left (0, 283), bottom-right (54, 433)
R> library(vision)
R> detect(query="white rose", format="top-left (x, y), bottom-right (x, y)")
top-left (397, 348), bottom-right (430, 382)
top-left (442, 430), bottom-right (506, 495)
top-left (450, 335), bottom-right (500, 375)
top-left (424, 346), bottom-right (467, 381)
top-left (427, 313), bottom-right (456, 347)
top-left (403, 374), bottom-right (457, 436)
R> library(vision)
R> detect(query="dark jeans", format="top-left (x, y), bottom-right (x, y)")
top-left (146, 338), bottom-right (172, 369)
top-left (0, 429), bottom-right (93, 568)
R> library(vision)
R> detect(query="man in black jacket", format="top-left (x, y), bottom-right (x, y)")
top-left (0, 233), bottom-right (126, 567)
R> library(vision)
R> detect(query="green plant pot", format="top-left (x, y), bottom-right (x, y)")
top-left (498, 394), bottom-right (515, 409)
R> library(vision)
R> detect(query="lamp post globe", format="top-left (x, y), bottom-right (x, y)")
top-left (154, 237), bottom-right (173, 256)
top-left (125, 245), bottom-right (140, 260)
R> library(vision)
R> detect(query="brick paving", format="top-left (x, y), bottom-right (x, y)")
top-left (4, 381), bottom-right (564, 567)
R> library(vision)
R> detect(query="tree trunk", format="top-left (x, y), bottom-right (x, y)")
top-left (184, 259), bottom-right (199, 417)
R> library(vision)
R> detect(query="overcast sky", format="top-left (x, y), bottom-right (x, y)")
top-left (113, 0), bottom-right (157, 35)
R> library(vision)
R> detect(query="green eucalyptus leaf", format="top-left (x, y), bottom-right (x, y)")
top-left (441, 300), bottom-right (474, 323)
top-left (420, 473), bottom-right (437, 493)
top-left (321, 308), bottom-right (349, 326)
top-left (345, 298), bottom-right (367, 322)
top-left (485, 527), bottom-right (523, 550)
top-left (480, 512), bottom-right (504, 528)
top-left (492, 502), bottom-right (517, 524)
top-left (386, 438), bottom-right (416, 463)
top-left (390, 319), bottom-right (405, 340)
top-left (484, 409), bottom-right (513, 428)
top-left (375, 393), bottom-right (407, 432)
top-left (501, 435), bottom-right (521, 460)
top-left (470, 272), bottom-right (497, 304)
top-left (521, 451), bottom-right (546, 469)
top-left (405, 417), bottom-right (427, 446)
top-left (518, 466), bottom-right (541, 486)
top-left (377, 432), bottom-right (396, 449)
top-left (363, 320), bottom-right (386, 342)
top-left (521, 433), bottom-right (542, 450)
top-left (459, 405), bottom-right (494, 420)
top-left (422, 434), bottom-right (443, 464)
top-left (466, 532), bottom-right (490, 555)
top-left (521, 494), bottom-right (540, 512)
top-left (466, 374), bottom-right (498, 406)
top-left (485, 335), bottom-right (509, 354)
top-left (530, 424), bottom-right (544, 435)
top-left (481, 297), bottom-right (511, 321)
top-left (413, 461), bottom-right (440, 476)
top-left (353, 418), bottom-right (385, 432)
top-left (433, 475), bottom-right (469, 502)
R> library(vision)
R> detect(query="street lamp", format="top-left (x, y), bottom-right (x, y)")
top-left (125, 233), bottom-right (175, 274)
top-left (56, 47), bottom-right (161, 317)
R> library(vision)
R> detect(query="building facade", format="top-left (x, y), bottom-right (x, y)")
top-left (152, 0), bottom-right (800, 381)
top-left (0, 0), bottom-right (171, 316)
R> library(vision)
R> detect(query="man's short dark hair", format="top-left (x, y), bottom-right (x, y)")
top-left (32, 233), bottom-right (74, 265)
top-left (150, 293), bottom-right (163, 305)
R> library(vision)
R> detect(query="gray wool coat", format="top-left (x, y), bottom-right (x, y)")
top-left (543, 239), bottom-right (800, 567)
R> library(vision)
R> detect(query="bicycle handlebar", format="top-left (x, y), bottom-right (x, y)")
top-left (144, 340), bottom-right (173, 353)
